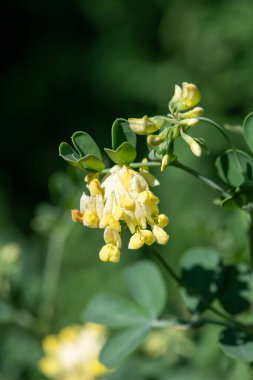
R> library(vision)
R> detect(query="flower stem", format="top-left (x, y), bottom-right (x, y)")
top-left (171, 160), bottom-right (230, 198)
top-left (198, 116), bottom-right (245, 177)
top-left (151, 317), bottom-right (233, 330)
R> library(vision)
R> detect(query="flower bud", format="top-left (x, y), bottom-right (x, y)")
top-left (152, 225), bottom-right (170, 245)
top-left (141, 230), bottom-right (155, 245)
top-left (99, 244), bottom-right (120, 263)
top-left (147, 134), bottom-right (163, 146)
top-left (128, 232), bottom-right (144, 249)
top-left (171, 83), bottom-right (201, 112)
top-left (180, 128), bottom-right (202, 157)
top-left (161, 154), bottom-right (170, 172)
top-left (189, 139), bottom-right (202, 157)
top-left (128, 116), bottom-right (161, 135)
top-left (157, 214), bottom-right (169, 228)
top-left (180, 82), bottom-right (201, 110)
top-left (179, 118), bottom-right (199, 127)
top-left (179, 107), bottom-right (204, 119)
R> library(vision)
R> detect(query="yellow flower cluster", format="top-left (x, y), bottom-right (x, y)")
top-left (72, 165), bottom-right (170, 263)
top-left (39, 324), bottom-right (107, 380)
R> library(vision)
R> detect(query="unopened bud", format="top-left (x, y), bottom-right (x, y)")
top-left (147, 134), bottom-right (163, 146)
top-left (128, 116), bottom-right (160, 135)
top-left (179, 118), bottom-right (199, 127)
top-left (189, 139), bottom-right (202, 157)
top-left (181, 82), bottom-right (201, 110)
top-left (161, 154), bottom-right (170, 172)
top-left (171, 83), bottom-right (201, 112)
top-left (99, 244), bottom-right (120, 263)
top-left (179, 107), bottom-right (204, 119)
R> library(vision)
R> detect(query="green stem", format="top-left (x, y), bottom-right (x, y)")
top-left (198, 117), bottom-right (231, 145)
top-left (130, 162), bottom-right (160, 169)
top-left (171, 160), bottom-right (230, 198)
top-left (153, 250), bottom-right (244, 328)
top-left (151, 317), bottom-right (233, 330)
top-left (198, 116), bottom-right (245, 178)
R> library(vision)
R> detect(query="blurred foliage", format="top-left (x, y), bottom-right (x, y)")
top-left (1, 0), bottom-right (253, 378)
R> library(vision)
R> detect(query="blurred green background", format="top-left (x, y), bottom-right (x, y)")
top-left (1, 0), bottom-right (253, 379)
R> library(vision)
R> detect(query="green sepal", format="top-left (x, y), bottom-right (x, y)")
top-left (104, 142), bottom-right (137, 165)
top-left (219, 328), bottom-right (253, 363)
top-left (112, 118), bottom-right (136, 150)
top-left (215, 149), bottom-right (253, 187)
top-left (243, 111), bottom-right (253, 154)
top-left (71, 131), bottom-right (103, 160)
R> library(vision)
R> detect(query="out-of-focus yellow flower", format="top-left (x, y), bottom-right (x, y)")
top-left (72, 165), bottom-right (170, 263)
top-left (0, 243), bottom-right (21, 264)
top-left (39, 324), bottom-right (107, 380)
top-left (143, 327), bottom-right (195, 363)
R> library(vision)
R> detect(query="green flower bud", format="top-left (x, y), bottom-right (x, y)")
top-left (147, 134), bottom-right (163, 146)
top-left (128, 115), bottom-right (161, 135)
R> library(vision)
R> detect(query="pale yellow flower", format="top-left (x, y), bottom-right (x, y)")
top-left (39, 324), bottom-right (107, 380)
top-left (72, 165), bottom-right (170, 263)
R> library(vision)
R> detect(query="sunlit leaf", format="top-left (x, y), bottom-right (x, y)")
top-left (112, 118), bottom-right (136, 150)
top-left (78, 154), bottom-right (105, 171)
top-left (84, 293), bottom-right (148, 328)
top-left (59, 142), bottom-right (81, 167)
top-left (122, 261), bottom-right (167, 319)
top-left (104, 142), bottom-right (136, 164)
top-left (100, 325), bottom-right (150, 368)
top-left (71, 131), bottom-right (102, 159)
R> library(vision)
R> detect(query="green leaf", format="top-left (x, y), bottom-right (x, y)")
top-left (100, 325), bottom-right (150, 368)
top-left (112, 118), bottom-right (136, 150)
top-left (59, 142), bottom-right (81, 166)
top-left (243, 112), bottom-right (253, 154)
top-left (83, 293), bottom-right (148, 328)
top-left (78, 154), bottom-right (105, 171)
top-left (122, 261), bottom-right (167, 319)
top-left (104, 142), bottom-right (137, 165)
top-left (221, 196), bottom-right (243, 210)
top-left (218, 265), bottom-right (250, 315)
top-left (180, 247), bottom-right (222, 313)
top-left (219, 328), bottom-right (253, 362)
top-left (215, 149), bottom-right (253, 187)
top-left (71, 131), bottom-right (102, 159)
top-left (221, 181), bottom-right (253, 210)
